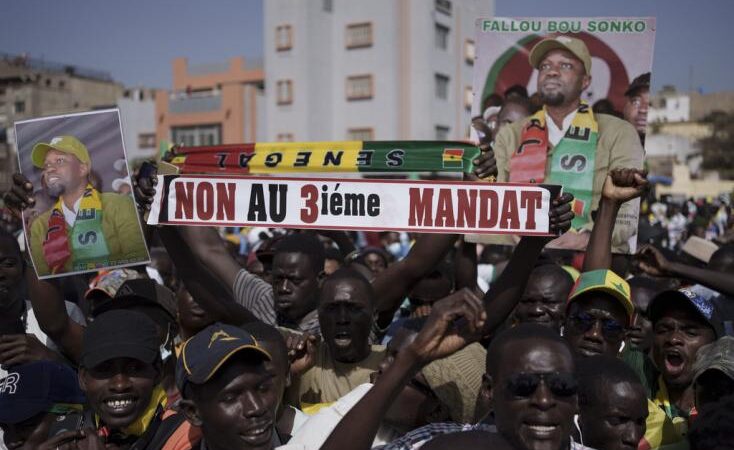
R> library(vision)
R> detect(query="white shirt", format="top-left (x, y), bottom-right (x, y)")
top-left (547, 110), bottom-right (577, 146)
top-left (61, 196), bottom-right (83, 227)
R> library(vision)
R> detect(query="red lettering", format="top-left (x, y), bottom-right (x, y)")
top-left (435, 189), bottom-right (455, 228)
top-left (408, 188), bottom-right (434, 227)
top-left (500, 190), bottom-right (520, 230)
top-left (174, 182), bottom-right (195, 220)
top-left (196, 182), bottom-right (215, 221)
top-left (216, 183), bottom-right (237, 221)
top-left (478, 190), bottom-right (499, 229)
top-left (300, 184), bottom-right (318, 223)
top-left (456, 189), bottom-right (477, 228)
top-left (521, 190), bottom-right (543, 230)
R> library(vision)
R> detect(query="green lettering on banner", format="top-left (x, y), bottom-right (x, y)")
top-left (587, 20), bottom-right (647, 33)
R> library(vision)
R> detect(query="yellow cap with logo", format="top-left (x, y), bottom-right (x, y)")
top-left (31, 135), bottom-right (91, 169)
top-left (529, 35), bottom-right (592, 75)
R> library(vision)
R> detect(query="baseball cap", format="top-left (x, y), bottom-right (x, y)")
top-left (529, 35), bottom-right (592, 75)
top-left (0, 361), bottom-right (86, 424)
top-left (92, 279), bottom-right (177, 328)
top-left (648, 285), bottom-right (725, 338)
top-left (81, 309), bottom-right (160, 369)
top-left (568, 270), bottom-right (634, 322)
top-left (693, 336), bottom-right (734, 385)
top-left (176, 323), bottom-right (271, 394)
top-left (625, 72), bottom-right (651, 97)
top-left (31, 135), bottom-right (91, 169)
top-left (85, 268), bottom-right (145, 301)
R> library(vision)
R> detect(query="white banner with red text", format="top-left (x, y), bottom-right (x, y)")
top-left (147, 175), bottom-right (560, 236)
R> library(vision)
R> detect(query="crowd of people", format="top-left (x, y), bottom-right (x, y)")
top-left (0, 35), bottom-right (733, 450)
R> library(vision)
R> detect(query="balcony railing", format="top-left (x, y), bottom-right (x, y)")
top-left (169, 94), bottom-right (222, 114)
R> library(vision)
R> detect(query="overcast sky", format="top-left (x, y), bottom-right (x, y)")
top-left (2, 0), bottom-right (731, 93)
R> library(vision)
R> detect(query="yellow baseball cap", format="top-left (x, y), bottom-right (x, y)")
top-left (31, 135), bottom-right (91, 169)
top-left (568, 269), bottom-right (634, 322)
top-left (529, 35), bottom-right (592, 75)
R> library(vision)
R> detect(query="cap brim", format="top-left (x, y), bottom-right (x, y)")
top-left (694, 365), bottom-right (734, 385)
top-left (0, 398), bottom-right (52, 424)
top-left (188, 345), bottom-right (271, 385)
top-left (570, 286), bottom-right (634, 320)
top-left (529, 40), bottom-right (571, 70)
top-left (31, 143), bottom-right (56, 168)
top-left (82, 343), bottom-right (159, 369)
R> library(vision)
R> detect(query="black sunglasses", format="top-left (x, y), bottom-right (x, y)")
top-left (506, 372), bottom-right (578, 398)
top-left (567, 311), bottom-right (625, 339)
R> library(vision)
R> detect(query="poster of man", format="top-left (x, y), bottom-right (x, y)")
top-left (471, 17), bottom-right (655, 253)
top-left (13, 109), bottom-right (149, 279)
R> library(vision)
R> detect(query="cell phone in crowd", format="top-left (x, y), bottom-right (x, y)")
top-left (48, 412), bottom-right (85, 438)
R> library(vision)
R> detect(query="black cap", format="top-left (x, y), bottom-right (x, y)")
top-left (81, 310), bottom-right (160, 369)
top-left (625, 72), bottom-right (651, 97)
top-left (648, 285), bottom-right (725, 338)
top-left (176, 323), bottom-right (271, 394)
top-left (92, 279), bottom-right (177, 328)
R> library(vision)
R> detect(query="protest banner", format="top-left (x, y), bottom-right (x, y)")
top-left (470, 17), bottom-right (656, 253)
top-left (169, 141), bottom-right (481, 174)
top-left (14, 110), bottom-right (150, 279)
top-left (148, 175), bottom-right (559, 236)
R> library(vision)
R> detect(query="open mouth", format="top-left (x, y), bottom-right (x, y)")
top-left (102, 395), bottom-right (138, 416)
top-left (333, 331), bottom-right (352, 348)
top-left (664, 350), bottom-right (686, 377)
top-left (239, 421), bottom-right (273, 445)
top-left (577, 344), bottom-right (603, 357)
top-left (522, 420), bottom-right (559, 439)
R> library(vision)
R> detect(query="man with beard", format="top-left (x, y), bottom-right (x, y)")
top-left (5, 136), bottom-right (148, 276)
top-left (492, 36), bottom-right (644, 252)
top-left (622, 73), bottom-right (650, 145)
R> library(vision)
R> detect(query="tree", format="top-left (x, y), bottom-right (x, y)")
top-left (700, 111), bottom-right (734, 180)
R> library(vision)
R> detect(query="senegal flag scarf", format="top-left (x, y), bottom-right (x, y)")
top-left (43, 184), bottom-right (110, 273)
top-left (170, 141), bottom-right (480, 174)
top-left (509, 101), bottom-right (597, 228)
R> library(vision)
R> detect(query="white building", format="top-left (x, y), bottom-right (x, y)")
top-left (117, 87), bottom-right (157, 164)
top-left (264, 0), bottom-right (493, 142)
top-left (648, 87), bottom-right (690, 123)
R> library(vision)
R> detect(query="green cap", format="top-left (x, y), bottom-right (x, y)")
top-left (568, 270), bottom-right (634, 322)
top-left (31, 135), bottom-right (91, 169)
top-left (693, 336), bottom-right (734, 384)
top-left (529, 35), bottom-right (592, 75)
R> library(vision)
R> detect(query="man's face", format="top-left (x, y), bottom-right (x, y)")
top-left (271, 252), bottom-right (320, 324)
top-left (536, 49), bottom-right (590, 107)
top-left (652, 307), bottom-right (716, 389)
top-left (408, 275), bottom-right (453, 318)
top-left (42, 149), bottom-right (87, 198)
top-left (190, 357), bottom-right (279, 450)
top-left (513, 273), bottom-right (568, 331)
top-left (1, 413), bottom-right (56, 450)
top-left (0, 238), bottom-right (23, 305)
top-left (623, 89), bottom-right (650, 135)
top-left (177, 287), bottom-right (218, 335)
top-left (580, 381), bottom-right (648, 450)
top-left (318, 278), bottom-right (374, 363)
top-left (363, 253), bottom-right (387, 275)
top-left (694, 369), bottom-right (734, 408)
top-left (627, 286), bottom-right (655, 353)
top-left (79, 357), bottom-right (159, 430)
top-left (493, 340), bottom-right (578, 450)
top-left (498, 103), bottom-right (530, 132)
top-left (564, 294), bottom-right (628, 358)
top-left (377, 328), bottom-right (448, 430)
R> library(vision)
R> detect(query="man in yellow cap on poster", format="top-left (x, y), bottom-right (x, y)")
top-left (9, 135), bottom-right (148, 276)
top-left (493, 35), bottom-right (645, 252)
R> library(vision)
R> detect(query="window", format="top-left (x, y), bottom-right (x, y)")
top-left (346, 75), bottom-right (373, 101)
top-left (323, 0), bottom-right (333, 12)
top-left (277, 80), bottom-right (293, 105)
top-left (276, 25), bottom-right (293, 51)
top-left (13, 101), bottom-right (25, 114)
top-left (277, 133), bottom-right (294, 142)
top-left (347, 128), bottom-right (374, 140)
top-left (138, 133), bottom-right (156, 149)
top-left (171, 124), bottom-right (221, 147)
top-left (435, 0), bottom-right (452, 16)
top-left (464, 86), bottom-right (473, 110)
top-left (435, 125), bottom-right (450, 140)
top-left (464, 39), bottom-right (475, 64)
top-left (435, 74), bottom-right (449, 100)
top-left (346, 23), bottom-right (373, 49)
top-left (435, 24), bottom-right (449, 50)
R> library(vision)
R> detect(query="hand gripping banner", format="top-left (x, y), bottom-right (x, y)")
top-left (168, 141), bottom-right (482, 174)
top-left (148, 175), bottom-right (560, 236)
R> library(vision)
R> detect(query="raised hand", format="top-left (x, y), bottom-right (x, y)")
top-left (131, 161), bottom-right (158, 213)
top-left (2, 173), bottom-right (35, 217)
top-left (466, 146), bottom-right (498, 181)
top-left (549, 192), bottom-right (575, 236)
top-left (286, 331), bottom-right (319, 376)
top-left (636, 244), bottom-right (673, 277)
top-left (602, 168), bottom-right (649, 204)
top-left (406, 288), bottom-right (486, 365)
